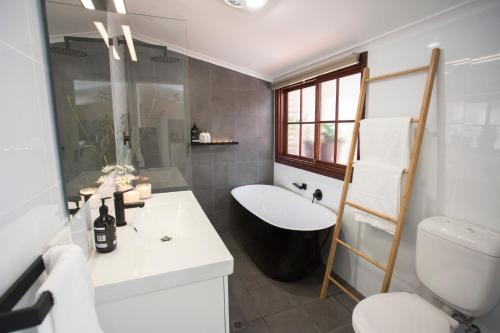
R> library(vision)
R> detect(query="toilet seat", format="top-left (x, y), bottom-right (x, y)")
top-left (352, 292), bottom-right (459, 333)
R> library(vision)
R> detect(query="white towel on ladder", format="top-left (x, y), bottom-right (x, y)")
top-left (349, 117), bottom-right (412, 234)
top-left (350, 161), bottom-right (404, 235)
top-left (359, 117), bottom-right (412, 169)
top-left (37, 245), bottom-right (104, 333)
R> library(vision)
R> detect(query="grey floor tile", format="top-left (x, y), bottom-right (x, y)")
top-left (234, 252), bottom-right (272, 291)
top-left (219, 231), bottom-right (242, 252)
top-left (333, 293), bottom-right (358, 313)
top-left (229, 276), bottom-right (261, 324)
top-left (249, 283), bottom-right (299, 317)
top-left (326, 324), bottom-right (355, 333)
top-left (300, 298), bottom-right (351, 333)
top-left (231, 319), bottom-right (270, 333)
top-left (270, 276), bottom-right (323, 305)
top-left (264, 307), bottom-right (319, 333)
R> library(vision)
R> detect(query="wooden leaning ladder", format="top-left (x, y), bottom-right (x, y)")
top-left (320, 48), bottom-right (441, 302)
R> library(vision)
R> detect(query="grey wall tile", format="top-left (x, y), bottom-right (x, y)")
top-left (193, 189), bottom-right (213, 213)
top-left (258, 161), bottom-right (274, 185)
top-left (235, 111), bottom-right (259, 140)
top-left (188, 58), bottom-right (210, 85)
top-left (192, 164), bottom-right (212, 189)
top-left (191, 148), bottom-right (211, 165)
top-left (189, 84), bottom-right (210, 114)
top-left (236, 140), bottom-right (260, 162)
top-left (213, 163), bottom-right (236, 189)
top-left (258, 137), bottom-right (274, 161)
top-left (212, 88), bottom-right (236, 115)
top-left (212, 112), bottom-right (235, 139)
top-left (213, 188), bottom-right (233, 211)
top-left (236, 90), bottom-right (259, 115)
top-left (236, 162), bottom-right (259, 186)
top-left (188, 56), bottom-right (273, 233)
top-left (211, 64), bottom-right (236, 89)
top-left (211, 146), bottom-right (236, 164)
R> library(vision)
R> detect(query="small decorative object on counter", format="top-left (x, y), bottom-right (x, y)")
top-left (94, 197), bottom-right (117, 253)
top-left (137, 183), bottom-right (152, 199)
top-left (191, 123), bottom-right (200, 143)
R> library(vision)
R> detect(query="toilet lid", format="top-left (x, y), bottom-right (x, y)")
top-left (352, 292), bottom-right (459, 333)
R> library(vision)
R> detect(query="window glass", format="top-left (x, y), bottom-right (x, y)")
top-left (301, 86), bottom-right (316, 122)
top-left (320, 123), bottom-right (335, 162)
top-left (287, 124), bottom-right (300, 155)
top-left (338, 73), bottom-right (361, 120)
top-left (301, 124), bottom-right (315, 158)
top-left (320, 80), bottom-right (336, 121)
top-left (287, 90), bottom-right (300, 122)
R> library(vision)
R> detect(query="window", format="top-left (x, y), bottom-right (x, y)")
top-left (275, 52), bottom-right (367, 180)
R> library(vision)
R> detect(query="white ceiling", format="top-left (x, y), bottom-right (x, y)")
top-left (50, 0), bottom-right (470, 81)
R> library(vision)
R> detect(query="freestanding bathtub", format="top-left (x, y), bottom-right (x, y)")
top-left (231, 184), bottom-right (336, 281)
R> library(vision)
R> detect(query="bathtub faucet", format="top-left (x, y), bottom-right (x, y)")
top-left (292, 182), bottom-right (307, 190)
top-left (312, 189), bottom-right (323, 203)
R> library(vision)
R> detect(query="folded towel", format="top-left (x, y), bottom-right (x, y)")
top-left (349, 161), bottom-right (404, 235)
top-left (359, 117), bottom-right (412, 169)
top-left (37, 245), bottom-right (103, 333)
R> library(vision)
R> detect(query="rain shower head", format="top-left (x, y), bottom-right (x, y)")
top-left (150, 48), bottom-right (179, 64)
top-left (50, 38), bottom-right (87, 57)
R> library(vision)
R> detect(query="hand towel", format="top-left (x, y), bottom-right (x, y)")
top-left (37, 245), bottom-right (104, 333)
top-left (359, 117), bottom-right (412, 169)
top-left (349, 161), bottom-right (404, 235)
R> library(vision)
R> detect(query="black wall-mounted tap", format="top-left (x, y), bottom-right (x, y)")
top-left (114, 188), bottom-right (145, 227)
top-left (292, 182), bottom-right (307, 190)
top-left (312, 189), bottom-right (323, 203)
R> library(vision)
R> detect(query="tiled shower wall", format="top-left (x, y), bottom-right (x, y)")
top-left (189, 59), bottom-right (274, 232)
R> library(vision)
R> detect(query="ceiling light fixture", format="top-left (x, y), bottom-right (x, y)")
top-left (94, 22), bottom-right (110, 48)
top-left (122, 25), bottom-right (137, 61)
top-left (114, 0), bottom-right (127, 14)
top-left (80, 0), bottom-right (95, 10)
top-left (224, 0), bottom-right (268, 9)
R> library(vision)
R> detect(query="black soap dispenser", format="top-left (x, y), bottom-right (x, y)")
top-left (191, 122), bottom-right (200, 143)
top-left (94, 197), bottom-right (117, 253)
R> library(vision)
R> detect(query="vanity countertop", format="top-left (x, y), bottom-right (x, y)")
top-left (88, 191), bottom-right (233, 304)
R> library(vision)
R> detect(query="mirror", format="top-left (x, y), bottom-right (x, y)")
top-left (44, 1), bottom-right (191, 214)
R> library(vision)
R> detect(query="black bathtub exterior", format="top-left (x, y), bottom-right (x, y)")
top-left (234, 199), bottom-right (326, 282)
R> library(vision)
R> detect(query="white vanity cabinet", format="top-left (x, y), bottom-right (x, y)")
top-left (88, 191), bottom-right (233, 333)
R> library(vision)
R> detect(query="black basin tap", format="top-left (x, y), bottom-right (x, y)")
top-left (114, 188), bottom-right (145, 227)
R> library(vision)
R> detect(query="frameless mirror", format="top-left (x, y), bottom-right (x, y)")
top-left (44, 1), bottom-right (191, 214)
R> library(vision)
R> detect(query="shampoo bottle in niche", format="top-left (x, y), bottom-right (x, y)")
top-left (94, 197), bottom-right (117, 253)
top-left (191, 123), bottom-right (200, 143)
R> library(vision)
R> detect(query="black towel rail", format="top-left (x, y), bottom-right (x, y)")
top-left (0, 256), bottom-right (54, 332)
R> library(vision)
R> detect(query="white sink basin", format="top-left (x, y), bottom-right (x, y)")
top-left (88, 191), bottom-right (233, 304)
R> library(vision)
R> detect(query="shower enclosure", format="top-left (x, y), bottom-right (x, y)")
top-left (44, 1), bottom-right (191, 211)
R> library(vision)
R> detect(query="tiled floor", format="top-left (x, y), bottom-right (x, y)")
top-left (220, 231), bottom-right (357, 333)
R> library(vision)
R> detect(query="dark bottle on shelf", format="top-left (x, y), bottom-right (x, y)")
top-left (191, 123), bottom-right (200, 143)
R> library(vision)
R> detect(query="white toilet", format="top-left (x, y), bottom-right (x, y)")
top-left (352, 216), bottom-right (500, 333)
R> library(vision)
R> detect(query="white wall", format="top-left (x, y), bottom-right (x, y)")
top-left (274, 0), bottom-right (500, 331)
top-left (0, 0), bottom-right (68, 297)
